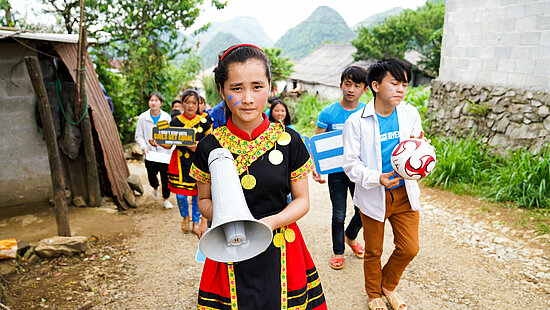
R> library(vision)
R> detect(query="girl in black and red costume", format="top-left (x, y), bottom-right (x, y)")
top-left (167, 89), bottom-right (212, 234)
top-left (190, 44), bottom-right (327, 310)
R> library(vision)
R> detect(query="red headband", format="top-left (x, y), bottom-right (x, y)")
top-left (220, 44), bottom-right (261, 61)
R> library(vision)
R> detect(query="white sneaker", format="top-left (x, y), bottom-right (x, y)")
top-left (164, 200), bottom-right (173, 209)
top-left (152, 188), bottom-right (159, 200)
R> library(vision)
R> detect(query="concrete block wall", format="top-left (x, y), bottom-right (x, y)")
top-left (0, 42), bottom-right (53, 208)
top-left (439, 0), bottom-right (550, 90)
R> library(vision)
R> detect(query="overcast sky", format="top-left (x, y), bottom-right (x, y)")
top-left (188, 0), bottom-right (428, 41)
top-left (12, 0), bottom-right (428, 42)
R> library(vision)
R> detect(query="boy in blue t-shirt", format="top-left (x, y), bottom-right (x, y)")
top-left (313, 66), bottom-right (368, 270)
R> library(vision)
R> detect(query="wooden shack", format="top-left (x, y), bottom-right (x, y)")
top-left (0, 28), bottom-right (133, 210)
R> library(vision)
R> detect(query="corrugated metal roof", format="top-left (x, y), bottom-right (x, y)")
top-left (54, 43), bottom-right (132, 210)
top-left (0, 29), bottom-right (97, 44)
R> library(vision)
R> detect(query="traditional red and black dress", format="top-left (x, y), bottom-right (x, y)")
top-left (168, 112), bottom-right (213, 195)
top-left (190, 115), bottom-right (327, 310)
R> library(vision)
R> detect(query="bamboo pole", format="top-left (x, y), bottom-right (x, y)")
top-left (76, 0), bottom-right (101, 206)
top-left (25, 56), bottom-right (71, 237)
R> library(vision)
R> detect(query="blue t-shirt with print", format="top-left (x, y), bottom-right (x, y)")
top-left (316, 101), bottom-right (366, 132)
top-left (378, 109), bottom-right (404, 189)
top-left (150, 113), bottom-right (161, 125)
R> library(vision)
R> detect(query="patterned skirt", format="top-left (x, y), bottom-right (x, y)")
top-left (197, 222), bottom-right (327, 310)
top-left (168, 148), bottom-right (197, 196)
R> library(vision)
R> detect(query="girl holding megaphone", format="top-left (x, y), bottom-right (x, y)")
top-left (189, 44), bottom-right (327, 310)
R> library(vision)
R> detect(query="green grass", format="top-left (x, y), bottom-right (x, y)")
top-left (486, 147), bottom-right (550, 209)
top-left (424, 131), bottom-right (493, 188)
top-left (291, 94), bottom-right (332, 137)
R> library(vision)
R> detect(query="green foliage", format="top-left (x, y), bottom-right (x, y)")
top-left (30, 0), bottom-right (226, 143)
top-left (425, 134), bottom-right (550, 209)
top-left (353, 17), bottom-right (411, 60)
top-left (263, 47), bottom-right (294, 83)
top-left (89, 0), bottom-right (224, 142)
top-left (0, 0), bottom-right (14, 27)
top-left (487, 147), bottom-right (550, 209)
top-left (40, 0), bottom-right (80, 33)
top-left (424, 132), bottom-right (493, 188)
top-left (1, 1), bottom-right (55, 30)
top-left (93, 52), bottom-right (139, 144)
top-left (403, 85), bottom-right (430, 118)
top-left (274, 6), bottom-right (354, 59)
top-left (464, 100), bottom-right (490, 117)
top-left (292, 94), bottom-right (331, 137)
top-left (352, 1), bottom-right (445, 77)
top-left (166, 51), bottom-right (203, 98)
top-left (201, 75), bottom-right (223, 107)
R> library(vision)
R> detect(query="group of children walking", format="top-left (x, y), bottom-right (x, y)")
top-left (134, 43), bottom-right (427, 310)
top-left (134, 89), bottom-right (212, 235)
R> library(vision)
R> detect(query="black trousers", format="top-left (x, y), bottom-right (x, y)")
top-left (144, 159), bottom-right (170, 199)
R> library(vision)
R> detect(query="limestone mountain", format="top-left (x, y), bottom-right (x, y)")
top-left (199, 32), bottom-right (242, 67)
top-left (194, 16), bottom-right (273, 49)
top-left (353, 7), bottom-right (404, 30)
top-left (187, 16), bottom-right (273, 66)
top-left (274, 6), bottom-right (354, 59)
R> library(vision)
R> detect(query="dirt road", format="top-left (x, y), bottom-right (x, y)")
top-left (102, 162), bottom-right (549, 309)
top-left (3, 160), bottom-right (548, 309)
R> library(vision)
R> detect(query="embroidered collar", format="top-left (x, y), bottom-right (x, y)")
top-left (177, 113), bottom-right (202, 128)
top-left (226, 114), bottom-right (270, 141)
top-left (183, 113), bottom-right (197, 120)
top-left (213, 122), bottom-right (284, 175)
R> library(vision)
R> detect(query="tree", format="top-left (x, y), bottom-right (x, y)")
top-left (41, 0), bottom-right (79, 33)
top-left (352, 1), bottom-right (445, 77)
top-left (0, 0), bottom-right (15, 27)
top-left (33, 0), bottom-right (226, 143)
top-left (263, 47), bottom-right (294, 84)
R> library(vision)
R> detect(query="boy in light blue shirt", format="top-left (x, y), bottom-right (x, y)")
top-left (312, 66), bottom-right (368, 270)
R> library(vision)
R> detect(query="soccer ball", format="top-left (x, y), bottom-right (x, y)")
top-left (391, 139), bottom-right (436, 180)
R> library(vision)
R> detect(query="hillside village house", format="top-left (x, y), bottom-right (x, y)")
top-left (0, 28), bottom-right (134, 210)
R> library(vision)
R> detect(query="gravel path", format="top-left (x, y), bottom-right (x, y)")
top-left (104, 162), bottom-right (549, 309)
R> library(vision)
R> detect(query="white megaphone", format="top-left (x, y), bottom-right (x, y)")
top-left (198, 148), bottom-right (273, 262)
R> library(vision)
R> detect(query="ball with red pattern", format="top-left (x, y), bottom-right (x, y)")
top-left (391, 138), bottom-right (436, 180)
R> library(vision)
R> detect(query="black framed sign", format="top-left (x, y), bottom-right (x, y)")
top-left (152, 120), bottom-right (195, 145)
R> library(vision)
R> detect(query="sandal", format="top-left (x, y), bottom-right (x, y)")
top-left (329, 256), bottom-right (344, 270)
top-left (384, 291), bottom-right (407, 310)
top-left (181, 217), bottom-right (189, 233)
top-left (368, 297), bottom-right (388, 310)
top-left (192, 223), bottom-right (200, 236)
top-left (347, 241), bottom-right (365, 258)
